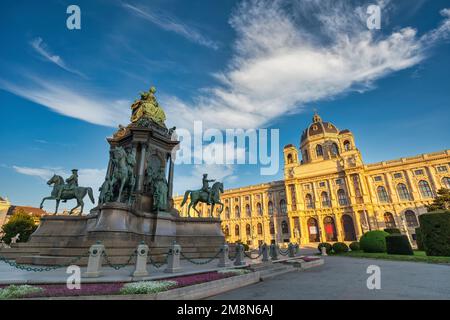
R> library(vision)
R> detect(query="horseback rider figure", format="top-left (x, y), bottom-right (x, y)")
top-left (202, 174), bottom-right (215, 205)
top-left (57, 169), bottom-right (79, 202)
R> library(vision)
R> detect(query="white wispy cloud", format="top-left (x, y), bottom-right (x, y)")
top-left (0, 77), bottom-right (129, 127)
top-left (164, 0), bottom-right (450, 130)
top-left (122, 2), bottom-right (219, 50)
top-left (30, 37), bottom-right (87, 78)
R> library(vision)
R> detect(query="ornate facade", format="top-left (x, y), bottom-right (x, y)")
top-left (174, 113), bottom-right (450, 248)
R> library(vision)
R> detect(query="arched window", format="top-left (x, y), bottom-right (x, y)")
top-left (305, 194), bottom-right (314, 209)
top-left (321, 192), bottom-right (331, 207)
top-left (269, 222), bottom-right (275, 235)
top-left (337, 189), bottom-right (348, 206)
top-left (256, 203), bottom-right (262, 216)
top-left (331, 143), bottom-right (339, 156)
top-left (281, 221), bottom-right (289, 234)
top-left (225, 207), bottom-right (230, 219)
top-left (344, 140), bottom-right (351, 151)
top-left (235, 224), bottom-right (240, 236)
top-left (245, 204), bottom-right (251, 217)
top-left (287, 153), bottom-right (293, 164)
top-left (257, 223), bottom-right (263, 235)
top-left (377, 186), bottom-right (390, 203)
top-left (303, 149), bottom-right (309, 162)
top-left (280, 199), bottom-right (287, 215)
top-left (246, 224), bottom-right (251, 236)
top-left (404, 210), bottom-right (418, 228)
top-left (384, 212), bottom-right (396, 228)
top-left (268, 201), bottom-right (274, 215)
top-left (235, 205), bottom-right (240, 218)
top-left (316, 145), bottom-right (323, 157)
top-left (224, 225), bottom-right (230, 237)
top-left (442, 177), bottom-right (450, 189)
top-left (397, 183), bottom-right (411, 201)
top-left (418, 180), bottom-right (433, 198)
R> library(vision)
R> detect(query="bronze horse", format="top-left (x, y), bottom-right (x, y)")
top-left (40, 174), bottom-right (95, 215)
top-left (180, 181), bottom-right (224, 217)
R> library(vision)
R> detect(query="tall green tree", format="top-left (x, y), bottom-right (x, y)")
top-left (426, 188), bottom-right (450, 212)
top-left (1, 209), bottom-right (37, 244)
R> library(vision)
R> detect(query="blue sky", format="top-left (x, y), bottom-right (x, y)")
top-left (0, 0), bottom-right (449, 212)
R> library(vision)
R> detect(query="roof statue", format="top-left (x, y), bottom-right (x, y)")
top-left (130, 86), bottom-right (166, 127)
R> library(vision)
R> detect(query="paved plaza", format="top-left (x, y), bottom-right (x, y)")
top-left (211, 256), bottom-right (450, 300)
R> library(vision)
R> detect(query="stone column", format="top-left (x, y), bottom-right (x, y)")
top-left (334, 213), bottom-right (344, 242)
top-left (83, 242), bottom-right (105, 278)
top-left (168, 154), bottom-right (175, 199)
top-left (136, 143), bottom-right (147, 193)
top-left (234, 243), bottom-right (246, 266)
top-left (165, 241), bottom-right (181, 273)
top-left (218, 244), bottom-right (232, 267)
top-left (132, 242), bottom-right (149, 277)
top-left (405, 170), bottom-right (419, 201)
top-left (353, 211), bottom-right (363, 238)
top-left (318, 216), bottom-right (326, 242)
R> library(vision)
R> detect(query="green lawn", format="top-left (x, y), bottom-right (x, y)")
top-left (333, 250), bottom-right (450, 264)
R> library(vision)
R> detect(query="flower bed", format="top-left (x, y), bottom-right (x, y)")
top-left (0, 269), bottom-right (252, 299)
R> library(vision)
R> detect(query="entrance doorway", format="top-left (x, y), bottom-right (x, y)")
top-left (342, 214), bottom-right (356, 241)
top-left (323, 216), bottom-right (337, 241)
top-left (307, 218), bottom-right (320, 242)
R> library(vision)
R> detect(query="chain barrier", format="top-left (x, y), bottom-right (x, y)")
top-left (244, 250), bottom-right (263, 260)
top-left (0, 253), bottom-right (87, 272)
top-left (102, 250), bottom-right (137, 270)
top-left (147, 253), bottom-right (168, 269)
top-left (180, 249), bottom-right (222, 265)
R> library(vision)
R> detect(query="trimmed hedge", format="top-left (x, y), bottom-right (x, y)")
top-left (318, 242), bottom-right (332, 254)
top-left (384, 228), bottom-right (401, 234)
top-left (419, 211), bottom-right (450, 257)
top-left (386, 234), bottom-right (414, 255)
top-left (349, 241), bottom-right (360, 251)
top-left (332, 242), bottom-right (349, 254)
top-left (415, 227), bottom-right (424, 251)
top-left (360, 230), bottom-right (389, 253)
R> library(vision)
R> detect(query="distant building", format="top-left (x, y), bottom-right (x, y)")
top-left (0, 197), bottom-right (47, 228)
top-left (0, 196), bottom-right (11, 227)
top-left (174, 113), bottom-right (450, 249)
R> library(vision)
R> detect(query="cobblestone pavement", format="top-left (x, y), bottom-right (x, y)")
top-left (210, 255), bottom-right (450, 300)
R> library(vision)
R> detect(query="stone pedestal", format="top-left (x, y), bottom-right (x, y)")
top-left (132, 242), bottom-right (149, 277)
top-left (83, 242), bottom-right (104, 278)
top-left (165, 242), bottom-right (181, 273)
top-left (217, 244), bottom-right (231, 268)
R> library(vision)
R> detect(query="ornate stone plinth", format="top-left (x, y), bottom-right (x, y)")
top-left (6, 203), bottom-right (224, 266)
top-left (2, 87), bottom-right (226, 266)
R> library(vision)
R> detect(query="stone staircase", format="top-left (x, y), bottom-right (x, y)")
top-left (249, 262), bottom-right (297, 281)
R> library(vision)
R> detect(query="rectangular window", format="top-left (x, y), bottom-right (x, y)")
top-left (393, 173), bottom-right (403, 179)
top-left (374, 176), bottom-right (383, 182)
top-left (437, 166), bottom-right (448, 173)
top-left (335, 179), bottom-right (343, 185)
top-left (319, 182), bottom-right (326, 188)
top-left (414, 169), bottom-right (424, 176)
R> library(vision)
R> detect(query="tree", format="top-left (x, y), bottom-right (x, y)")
top-left (1, 209), bottom-right (37, 244)
top-left (426, 188), bottom-right (450, 212)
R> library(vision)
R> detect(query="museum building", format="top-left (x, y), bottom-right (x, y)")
top-left (174, 113), bottom-right (450, 249)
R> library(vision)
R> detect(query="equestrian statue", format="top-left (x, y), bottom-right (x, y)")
top-left (180, 174), bottom-right (224, 217)
top-left (40, 170), bottom-right (95, 215)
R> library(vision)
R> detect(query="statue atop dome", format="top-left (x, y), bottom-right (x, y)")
top-left (130, 86), bottom-right (166, 127)
top-left (312, 111), bottom-right (322, 123)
